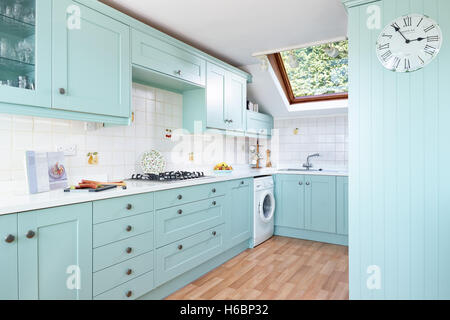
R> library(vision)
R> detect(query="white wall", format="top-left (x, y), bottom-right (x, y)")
top-left (0, 83), bottom-right (253, 193)
top-left (273, 114), bottom-right (348, 170)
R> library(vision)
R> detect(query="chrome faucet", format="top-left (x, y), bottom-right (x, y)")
top-left (303, 153), bottom-right (320, 170)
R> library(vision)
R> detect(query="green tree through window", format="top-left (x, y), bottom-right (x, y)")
top-left (280, 40), bottom-right (348, 98)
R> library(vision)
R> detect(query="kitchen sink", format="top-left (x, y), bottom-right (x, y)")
top-left (278, 168), bottom-right (323, 172)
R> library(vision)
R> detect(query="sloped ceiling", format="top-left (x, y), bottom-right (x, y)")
top-left (101, 0), bottom-right (348, 66)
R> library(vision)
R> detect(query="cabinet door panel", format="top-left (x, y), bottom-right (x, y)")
top-left (132, 30), bottom-right (206, 86)
top-left (0, 0), bottom-right (51, 108)
top-left (337, 177), bottom-right (349, 235)
top-left (305, 176), bottom-right (336, 233)
top-left (0, 214), bottom-right (18, 300)
top-left (225, 73), bottom-right (246, 131)
top-left (206, 63), bottom-right (227, 130)
top-left (18, 203), bottom-right (92, 300)
top-left (52, 0), bottom-right (131, 117)
top-left (228, 179), bottom-right (252, 247)
top-left (274, 175), bottom-right (305, 229)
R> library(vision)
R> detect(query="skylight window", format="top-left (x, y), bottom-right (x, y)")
top-left (274, 40), bottom-right (349, 104)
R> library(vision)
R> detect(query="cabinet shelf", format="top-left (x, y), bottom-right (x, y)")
top-left (0, 56), bottom-right (34, 77)
top-left (0, 13), bottom-right (35, 39)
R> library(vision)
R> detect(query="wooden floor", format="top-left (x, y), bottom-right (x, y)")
top-left (166, 236), bottom-right (349, 300)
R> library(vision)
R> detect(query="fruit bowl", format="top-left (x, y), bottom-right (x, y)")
top-left (213, 169), bottom-right (233, 175)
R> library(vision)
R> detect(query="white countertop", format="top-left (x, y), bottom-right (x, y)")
top-left (0, 168), bottom-right (347, 216)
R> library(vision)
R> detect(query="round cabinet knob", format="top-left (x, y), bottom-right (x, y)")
top-left (126, 204), bottom-right (133, 210)
top-left (178, 209), bottom-right (183, 215)
top-left (212, 231), bottom-right (217, 236)
top-left (126, 247), bottom-right (133, 254)
top-left (212, 188), bottom-right (216, 193)
top-left (126, 225), bottom-right (132, 232)
top-left (241, 181), bottom-right (245, 185)
top-left (177, 195), bottom-right (183, 200)
top-left (212, 201), bottom-right (217, 206)
top-left (229, 119), bottom-right (233, 123)
top-left (26, 230), bottom-right (35, 239)
top-left (126, 269), bottom-right (133, 276)
top-left (178, 244), bottom-right (183, 250)
top-left (306, 182), bottom-right (310, 186)
top-left (59, 88), bottom-right (66, 95)
top-left (5, 234), bottom-right (15, 243)
top-left (126, 291), bottom-right (133, 298)
top-left (299, 182), bottom-right (303, 185)
top-left (175, 70), bottom-right (181, 76)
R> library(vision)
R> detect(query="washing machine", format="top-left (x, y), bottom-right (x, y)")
top-left (253, 175), bottom-right (275, 247)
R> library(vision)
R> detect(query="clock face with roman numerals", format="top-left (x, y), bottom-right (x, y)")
top-left (376, 14), bottom-right (442, 72)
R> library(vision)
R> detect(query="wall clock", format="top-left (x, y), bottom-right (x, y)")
top-left (376, 14), bottom-right (443, 72)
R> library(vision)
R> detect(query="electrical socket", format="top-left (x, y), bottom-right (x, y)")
top-left (56, 144), bottom-right (77, 156)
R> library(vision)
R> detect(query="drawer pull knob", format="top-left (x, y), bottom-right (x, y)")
top-left (212, 231), bottom-right (217, 236)
top-left (126, 204), bottom-right (133, 210)
top-left (306, 182), bottom-right (310, 186)
top-left (241, 181), bottom-right (245, 185)
top-left (178, 209), bottom-right (183, 215)
top-left (175, 70), bottom-right (182, 76)
top-left (126, 247), bottom-right (133, 254)
top-left (126, 225), bottom-right (132, 232)
top-left (126, 269), bottom-right (133, 276)
top-left (178, 244), bottom-right (183, 250)
top-left (212, 188), bottom-right (216, 193)
top-left (177, 195), bottom-right (183, 200)
top-left (299, 182), bottom-right (303, 185)
top-left (26, 230), bottom-right (35, 239)
top-left (5, 234), bottom-right (15, 243)
top-left (59, 88), bottom-right (66, 95)
top-left (212, 201), bottom-right (217, 206)
top-left (126, 290), bottom-right (133, 298)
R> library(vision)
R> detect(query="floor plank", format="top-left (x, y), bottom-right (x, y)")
top-left (165, 236), bottom-right (349, 300)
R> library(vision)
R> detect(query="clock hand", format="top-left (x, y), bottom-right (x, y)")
top-left (392, 24), bottom-right (411, 43)
top-left (409, 37), bottom-right (426, 42)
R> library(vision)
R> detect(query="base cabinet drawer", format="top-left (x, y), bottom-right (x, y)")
top-left (155, 225), bottom-right (224, 286)
top-left (155, 183), bottom-right (226, 209)
top-left (155, 196), bottom-right (225, 248)
top-left (93, 231), bottom-right (154, 272)
top-left (93, 212), bottom-right (154, 248)
top-left (94, 271), bottom-right (154, 300)
top-left (93, 251), bottom-right (154, 296)
top-left (93, 193), bottom-right (154, 224)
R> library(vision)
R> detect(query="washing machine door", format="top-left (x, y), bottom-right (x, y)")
top-left (259, 191), bottom-right (275, 223)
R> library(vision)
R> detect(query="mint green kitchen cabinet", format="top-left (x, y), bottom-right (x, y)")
top-left (305, 176), bottom-right (337, 233)
top-left (227, 179), bottom-right (253, 248)
top-left (0, 0), bottom-right (51, 109)
top-left (246, 110), bottom-right (274, 137)
top-left (192, 62), bottom-right (246, 133)
top-left (52, 0), bottom-right (131, 118)
top-left (337, 177), bottom-right (348, 235)
top-left (17, 203), bottom-right (93, 300)
top-left (155, 225), bottom-right (225, 286)
top-left (275, 174), bottom-right (346, 245)
top-left (206, 63), bottom-right (227, 130)
top-left (274, 174), bottom-right (305, 229)
top-left (132, 29), bottom-right (206, 86)
top-left (0, 214), bottom-right (18, 300)
top-left (225, 72), bottom-right (246, 132)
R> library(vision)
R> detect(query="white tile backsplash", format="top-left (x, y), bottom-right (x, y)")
top-left (0, 83), bottom-right (253, 192)
top-left (274, 114), bottom-right (348, 170)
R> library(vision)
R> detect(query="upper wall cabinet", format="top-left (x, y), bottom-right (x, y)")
top-left (205, 62), bottom-right (246, 132)
top-left (52, 0), bottom-right (131, 118)
top-left (132, 30), bottom-right (206, 86)
top-left (246, 110), bottom-right (273, 137)
top-left (0, 0), bottom-right (51, 108)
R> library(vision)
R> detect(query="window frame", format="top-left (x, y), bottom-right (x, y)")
top-left (272, 52), bottom-right (349, 104)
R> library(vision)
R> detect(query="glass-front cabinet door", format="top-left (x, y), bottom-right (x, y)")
top-left (0, 0), bottom-right (51, 108)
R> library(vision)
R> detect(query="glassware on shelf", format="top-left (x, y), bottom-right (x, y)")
top-left (0, 1), bottom-right (35, 25)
